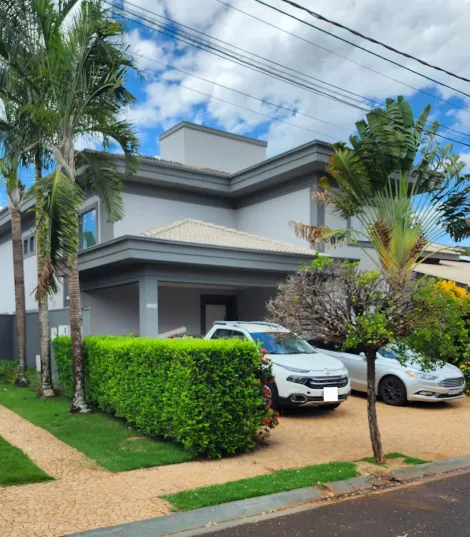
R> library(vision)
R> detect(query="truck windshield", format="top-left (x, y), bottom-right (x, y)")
top-left (251, 333), bottom-right (316, 354)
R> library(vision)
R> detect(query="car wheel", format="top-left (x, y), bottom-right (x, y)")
top-left (379, 376), bottom-right (407, 406)
top-left (264, 382), bottom-right (280, 411)
top-left (320, 403), bottom-right (340, 411)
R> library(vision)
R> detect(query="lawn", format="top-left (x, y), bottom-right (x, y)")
top-left (162, 461), bottom-right (359, 511)
top-left (0, 384), bottom-right (196, 472)
top-left (0, 435), bottom-right (52, 487)
top-left (361, 452), bottom-right (428, 466)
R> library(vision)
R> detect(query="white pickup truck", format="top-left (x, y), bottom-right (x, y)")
top-left (205, 321), bottom-right (351, 410)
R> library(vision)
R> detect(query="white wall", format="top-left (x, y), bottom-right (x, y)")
top-left (0, 239), bottom-right (15, 314)
top-left (324, 205), bottom-right (378, 270)
top-left (160, 125), bottom-right (266, 173)
top-left (114, 193), bottom-right (236, 237)
top-left (235, 188), bottom-right (311, 247)
top-left (82, 284), bottom-right (140, 336)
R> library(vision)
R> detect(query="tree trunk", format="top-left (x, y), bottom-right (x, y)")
top-left (11, 209), bottom-right (28, 387)
top-left (69, 254), bottom-right (89, 413)
top-left (35, 152), bottom-right (54, 398)
top-left (366, 349), bottom-right (384, 464)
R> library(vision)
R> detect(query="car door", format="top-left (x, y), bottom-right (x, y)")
top-left (340, 348), bottom-right (367, 392)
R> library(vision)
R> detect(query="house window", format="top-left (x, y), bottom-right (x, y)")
top-left (23, 233), bottom-right (36, 258)
top-left (79, 208), bottom-right (97, 250)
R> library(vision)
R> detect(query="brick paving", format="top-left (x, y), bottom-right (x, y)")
top-left (1, 396), bottom-right (470, 537)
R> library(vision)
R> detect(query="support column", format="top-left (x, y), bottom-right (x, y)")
top-left (139, 274), bottom-right (159, 338)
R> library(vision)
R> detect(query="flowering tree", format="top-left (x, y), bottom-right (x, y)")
top-left (266, 257), bottom-right (436, 463)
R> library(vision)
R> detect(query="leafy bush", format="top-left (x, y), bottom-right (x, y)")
top-left (0, 360), bottom-right (17, 384)
top-left (53, 336), bottom-right (278, 458)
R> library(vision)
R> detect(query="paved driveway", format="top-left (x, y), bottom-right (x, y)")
top-left (251, 393), bottom-right (470, 469)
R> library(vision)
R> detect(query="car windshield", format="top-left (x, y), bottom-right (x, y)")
top-left (379, 347), bottom-right (399, 359)
top-left (250, 332), bottom-right (316, 354)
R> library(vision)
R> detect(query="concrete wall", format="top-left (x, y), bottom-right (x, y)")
top-left (158, 285), bottom-right (236, 337)
top-left (235, 187), bottom-right (311, 246)
top-left (82, 284), bottom-right (140, 336)
top-left (160, 124), bottom-right (267, 173)
top-left (237, 288), bottom-right (277, 321)
top-left (0, 314), bottom-right (15, 360)
top-left (323, 205), bottom-right (378, 270)
top-left (114, 193), bottom-right (236, 237)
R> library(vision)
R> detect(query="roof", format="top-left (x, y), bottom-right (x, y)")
top-left (139, 218), bottom-right (317, 256)
top-left (415, 260), bottom-right (470, 287)
top-left (159, 121), bottom-right (268, 147)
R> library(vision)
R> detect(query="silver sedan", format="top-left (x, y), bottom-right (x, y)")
top-left (309, 342), bottom-right (466, 406)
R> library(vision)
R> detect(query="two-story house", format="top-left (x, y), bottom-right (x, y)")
top-left (0, 121), bottom-right (375, 365)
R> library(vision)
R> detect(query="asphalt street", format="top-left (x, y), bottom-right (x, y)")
top-left (195, 471), bottom-right (470, 537)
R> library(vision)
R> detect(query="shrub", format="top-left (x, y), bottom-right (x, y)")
top-left (53, 336), bottom-right (278, 458)
top-left (0, 360), bottom-right (17, 384)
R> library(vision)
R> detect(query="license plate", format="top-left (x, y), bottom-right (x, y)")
top-left (448, 388), bottom-right (462, 395)
top-left (324, 387), bottom-right (339, 402)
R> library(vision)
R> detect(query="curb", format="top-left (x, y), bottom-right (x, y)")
top-left (68, 455), bottom-right (470, 537)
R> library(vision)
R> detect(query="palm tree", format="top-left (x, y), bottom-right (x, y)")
top-left (290, 97), bottom-right (470, 463)
top-left (1, 1), bottom-right (138, 410)
top-left (0, 112), bottom-right (28, 387)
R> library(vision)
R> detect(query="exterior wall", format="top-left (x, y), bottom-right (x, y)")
top-left (160, 125), bottom-right (266, 173)
top-left (237, 288), bottom-right (277, 321)
top-left (235, 187), bottom-right (311, 247)
top-left (0, 314), bottom-right (15, 360)
top-left (82, 284), bottom-right (140, 336)
top-left (114, 193), bottom-right (236, 237)
top-left (158, 285), bottom-right (236, 337)
top-left (0, 238), bottom-right (15, 314)
top-left (323, 206), bottom-right (378, 270)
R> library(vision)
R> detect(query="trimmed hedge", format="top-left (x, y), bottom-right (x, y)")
top-left (53, 336), bottom-right (278, 458)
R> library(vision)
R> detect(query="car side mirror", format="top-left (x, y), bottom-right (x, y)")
top-left (359, 352), bottom-right (366, 359)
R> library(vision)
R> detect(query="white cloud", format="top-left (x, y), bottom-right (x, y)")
top-left (120, 0), bottom-right (470, 157)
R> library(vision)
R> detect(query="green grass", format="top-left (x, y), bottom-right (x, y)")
top-left (360, 452), bottom-right (429, 466)
top-left (0, 384), bottom-right (196, 472)
top-left (0, 435), bottom-right (52, 486)
top-left (162, 461), bottom-right (359, 511)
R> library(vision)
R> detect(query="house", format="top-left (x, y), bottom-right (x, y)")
top-left (0, 121), bottom-right (379, 365)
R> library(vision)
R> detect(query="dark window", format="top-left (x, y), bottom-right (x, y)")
top-left (211, 329), bottom-right (233, 339)
top-left (79, 208), bottom-right (97, 250)
top-left (251, 333), bottom-right (316, 355)
top-left (23, 239), bottom-right (28, 255)
top-left (29, 236), bottom-right (35, 254)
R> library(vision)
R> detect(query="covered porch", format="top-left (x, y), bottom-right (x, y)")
top-left (78, 219), bottom-right (320, 338)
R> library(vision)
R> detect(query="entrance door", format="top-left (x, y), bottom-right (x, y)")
top-left (200, 295), bottom-right (237, 334)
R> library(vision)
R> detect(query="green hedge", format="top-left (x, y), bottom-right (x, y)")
top-left (53, 336), bottom-right (277, 458)
top-left (0, 360), bottom-right (17, 384)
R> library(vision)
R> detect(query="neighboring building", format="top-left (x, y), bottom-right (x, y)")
top-left (415, 245), bottom-right (470, 290)
top-left (0, 121), bottom-right (380, 363)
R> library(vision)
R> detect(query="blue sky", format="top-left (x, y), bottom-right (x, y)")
top-left (1, 0), bottom-right (470, 247)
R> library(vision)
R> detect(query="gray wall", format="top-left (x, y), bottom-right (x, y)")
top-left (114, 193), bottom-right (236, 237)
top-left (82, 284), bottom-right (140, 336)
top-left (0, 314), bottom-right (15, 361)
top-left (235, 187), bottom-right (311, 246)
top-left (237, 288), bottom-right (277, 321)
top-left (2, 308), bottom-right (91, 372)
top-left (160, 124), bottom-right (267, 173)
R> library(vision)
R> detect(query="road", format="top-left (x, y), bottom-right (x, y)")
top-left (195, 471), bottom-right (470, 537)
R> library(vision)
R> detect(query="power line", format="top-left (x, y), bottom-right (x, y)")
top-left (111, 1), bottom-right (470, 145)
top-left (279, 0), bottom-right (470, 85)
top-left (141, 70), bottom-right (341, 140)
top-left (108, 1), bottom-right (370, 112)
top-left (253, 0), bottom-right (470, 101)
top-left (215, 0), bottom-right (470, 117)
top-left (140, 55), bottom-right (356, 134)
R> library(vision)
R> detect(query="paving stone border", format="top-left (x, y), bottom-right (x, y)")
top-left (69, 455), bottom-right (470, 537)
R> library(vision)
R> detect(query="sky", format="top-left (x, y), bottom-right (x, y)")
top-left (2, 0), bottom-right (470, 246)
